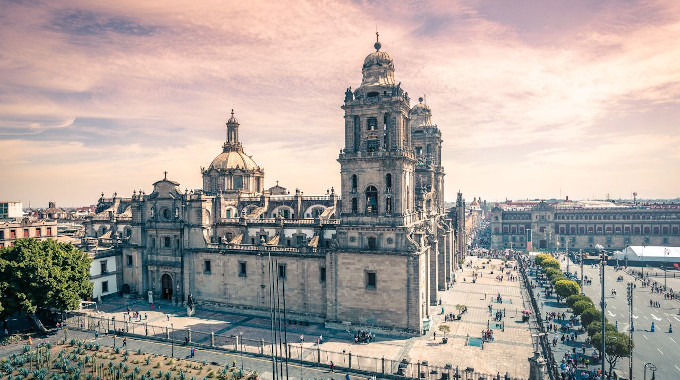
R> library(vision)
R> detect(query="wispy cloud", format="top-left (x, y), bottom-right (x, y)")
top-left (0, 0), bottom-right (679, 206)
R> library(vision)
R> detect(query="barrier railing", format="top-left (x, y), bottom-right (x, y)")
top-left (63, 312), bottom-right (527, 380)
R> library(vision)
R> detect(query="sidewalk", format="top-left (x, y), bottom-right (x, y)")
top-left (72, 255), bottom-right (532, 379)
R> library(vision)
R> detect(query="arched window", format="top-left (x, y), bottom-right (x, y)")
top-left (385, 173), bottom-right (392, 191)
top-left (351, 174), bottom-right (358, 191)
top-left (164, 236), bottom-right (171, 248)
top-left (351, 198), bottom-right (358, 214)
top-left (386, 197), bottom-right (392, 214)
top-left (365, 186), bottom-right (378, 215)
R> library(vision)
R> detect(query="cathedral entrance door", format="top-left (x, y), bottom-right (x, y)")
top-left (161, 274), bottom-right (173, 300)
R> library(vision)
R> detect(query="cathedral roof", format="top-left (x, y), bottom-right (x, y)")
top-left (359, 33), bottom-right (396, 89)
top-left (209, 150), bottom-right (260, 172)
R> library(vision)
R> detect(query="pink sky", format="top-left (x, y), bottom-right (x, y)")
top-left (1, 0), bottom-right (679, 207)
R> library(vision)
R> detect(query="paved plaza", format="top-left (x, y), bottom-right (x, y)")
top-left (80, 256), bottom-right (533, 378)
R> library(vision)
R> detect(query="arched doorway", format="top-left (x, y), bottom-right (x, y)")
top-left (161, 274), bottom-right (173, 300)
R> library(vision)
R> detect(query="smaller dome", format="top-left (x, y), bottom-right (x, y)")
top-left (409, 97), bottom-right (433, 127)
top-left (209, 150), bottom-right (259, 171)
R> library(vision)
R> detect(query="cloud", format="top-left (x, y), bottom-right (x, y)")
top-left (0, 0), bottom-right (679, 206)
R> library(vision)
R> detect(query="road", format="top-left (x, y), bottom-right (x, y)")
top-left (564, 255), bottom-right (680, 380)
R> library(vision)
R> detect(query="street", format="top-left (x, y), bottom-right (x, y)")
top-left (564, 255), bottom-right (680, 380)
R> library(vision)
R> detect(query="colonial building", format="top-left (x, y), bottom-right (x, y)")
top-left (84, 36), bottom-right (456, 334)
top-left (0, 217), bottom-right (57, 248)
top-left (490, 200), bottom-right (680, 252)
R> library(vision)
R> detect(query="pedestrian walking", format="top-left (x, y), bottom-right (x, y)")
top-left (95, 330), bottom-right (99, 340)
top-left (329, 361), bottom-right (334, 372)
top-left (122, 338), bottom-right (127, 347)
top-left (191, 347), bottom-right (195, 358)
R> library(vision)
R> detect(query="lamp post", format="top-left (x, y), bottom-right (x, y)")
top-left (171, 324), bottom-right (174, 358)
top-left (644, 362), bottom-right (656, 380)
top-left (596, 244), bottom-right (606, 379)
top-left (240, 331), bottom-right (244, 371)
top-left (580, 249), bottom-right (584, 294)
top-left (112, 317), bottom-right (116, 349)
top-left (664, 248), bottom-right (669, 290)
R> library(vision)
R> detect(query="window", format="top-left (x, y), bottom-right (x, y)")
top-left (365, 186), bottom-right (378, 214)
top-left (226, 209), bottom-right (232, 218)
top-left (150, 236), bottom-right (156, 248)
top-left (367, 134), bottom-right (378, 152)
top-left (367, 236), bottom-right (377, 250)
top-left (239, 262), bottom-right (247, 277)
top-left (233, 175), bottom-right (243, 189)
top-left (385, 173), bottom-right (392, 190)
top-left (101, 281), bottom-right (109, 293)
top-left (278, 263), bottom-right (286, 279)
top-left (367, 117), bottom-right (377, 131)
top-left (320, 267), bottom-right (326, 283)
top-left (35, 228), bottom-right (41, 237)
top-left (204, 260), bottom-right (211, 273)
top-left (46, 227), bottom-right (52, 236)
top-left (385, 197), bottom-right (392, 214)
top-left (296, 235), bottom-right (305, 246)
top-left (23, 229), bottom-right (29, 238)
top-left (351, 175), bottom-right (358, 192)
top-left (164, 236), bottom-right (171, 248)
top-left (366, 271), bottom-right (377, 289)
top-left (100, 261), bottom-right (108, 274)
top-left (351, 198), bottom-right (358, 214)
top-left (162, 208), bottom-right (170, 220)
top-left (126, 255), bottom-right (133, 266)
top-left (383, 113), bottom-right (390, 150)
top-left (0, 231), bottom-right (3, 240)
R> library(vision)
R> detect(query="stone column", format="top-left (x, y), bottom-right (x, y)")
top-left (528, 352), bottom-right (547, 380)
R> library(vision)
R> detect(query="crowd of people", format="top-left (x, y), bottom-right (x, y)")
top-left (354, 330), bottom-right (374, 344)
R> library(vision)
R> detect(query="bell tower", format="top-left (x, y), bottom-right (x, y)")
top-left (337, 33), bottom-right (416, 227)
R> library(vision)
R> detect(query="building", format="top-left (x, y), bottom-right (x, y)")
top-left (0, 201), bottom-right (23, 219)
top-left (490, 199), bottom-right (680, 252)
top-left (0, 218), bottom-right (58, 248)
top-left (83, 36), bottom-right (456, 333)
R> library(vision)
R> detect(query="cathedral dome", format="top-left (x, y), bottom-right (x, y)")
top-left (362, 51), bottom-right (394, 71)
top-left (209, 150), bottom-right (260, 172)
top-left (409, 97), bottom-right (433, 127)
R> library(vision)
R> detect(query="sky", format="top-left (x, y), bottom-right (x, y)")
top-left (1, 0), bottom-right (679, 207)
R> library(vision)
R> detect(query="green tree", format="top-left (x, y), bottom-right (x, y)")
top-left (566, 294), bottom-right (591, 308)
top-left (554, 280), bottom-right (580, 298)
top-left (541, 258), bottom-right (561, 270)
top-left (592, 330), bottom-right (633, 379)
top-left (544, 267), bottom-right (561, 279)
top-left (0, 239), bottom-right (93, 331)
top-left (550, 275), bottom-right (566, 285)
top-left (580, 307), bottom-right (601, 328)
top-left (586, 321), bottom-right (617, 338)
top-left (534, 254), bottom-right (551, 265)
top-left (571, 300), bottom-right (595, 316)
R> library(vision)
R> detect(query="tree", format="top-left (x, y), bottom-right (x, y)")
top-left (555, 280), bottom-right (580, 298)
top-left (541, 258), bottom-right (561, 270)
top-left (592, 330), bottom-right (633, 379)
top-left (550, 275), bottom-right (566, 285)
top-left (566, 294), bottom-right (592, 308)
top-left (544, 267), bottom-right (560, 278)
top-left (534, 254), bottom-right (552, 265)
top-left (580, 307), bottom-right (601, 328)
top-left (571, 300), bottom-right (595, 316)
top-left (0, 239), bottom-right (93, 331)
top-left (587, 321), bottom-right (617, 338)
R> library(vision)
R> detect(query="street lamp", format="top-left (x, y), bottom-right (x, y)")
top-left (239, 332), bottom-right (244, 370)
top-left (595, 244), bottom-right (606, 379)
top-left (171, 324), bottom-right (174, 358)
top-left (644, 362), bottom-right (657, 380)
top-left (664, 248), bottom-right (670, 290)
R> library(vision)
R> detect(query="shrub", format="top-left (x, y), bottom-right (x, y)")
top-left (206, 370), bottom-right (215, 378)
top-left (154, 362), bottom-right (161, 369)
top-left (581, 307), bottom-right (601, 328)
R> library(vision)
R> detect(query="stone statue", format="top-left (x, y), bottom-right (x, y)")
top-left (344, 87), bottom-right (353, 102)
top-left (186, 293), bottom-right (195, 316)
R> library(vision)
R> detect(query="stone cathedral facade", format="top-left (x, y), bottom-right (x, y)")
top-left (84, 38), bottom-right (456, 334)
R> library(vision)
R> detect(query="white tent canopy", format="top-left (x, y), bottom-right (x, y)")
top-left (613, 246), bottom-right (680, 262)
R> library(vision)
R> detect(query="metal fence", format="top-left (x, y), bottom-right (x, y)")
top-left (63, 312), bottom-right (526, 380)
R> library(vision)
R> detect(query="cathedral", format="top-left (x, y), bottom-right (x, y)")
top-left (85, 36), bottom-right (457, 334)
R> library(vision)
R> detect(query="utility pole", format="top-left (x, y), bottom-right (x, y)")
top-left (566, 240), bottom-right (569, 274)
top-left (664, 248), bottom-right (669, 290)
top-left (627, 282), bottom-right (634, 380)
top-left (580, 249), bottom-right (584, 294)
top-left (596, 244), bottom-right (606, 379)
